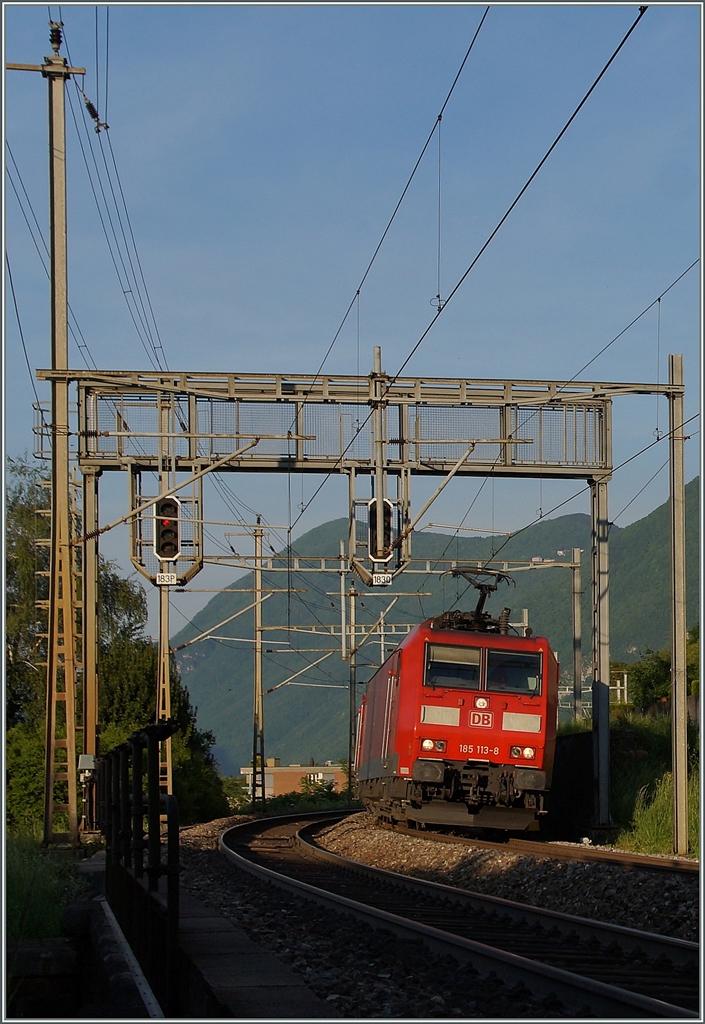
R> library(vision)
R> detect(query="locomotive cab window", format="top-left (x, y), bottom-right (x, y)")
top-left (425, 644), bottom-right (481, 690)
top-left (486, 650), bottom-right (541, 695)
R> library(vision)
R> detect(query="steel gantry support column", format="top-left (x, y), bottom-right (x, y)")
top-left (572, 548), bottom-right (583, 721)
top-left (252, 519), bottom-right (266, 810)
top-left (348, 583), bottom-right (357, 805)
top-left (156, 397), bottom-right (173, 795)
top-left (82, 468), bottom-right (101, 761)
top-left (590, 478), bottom-right (611, 828)
top-left (668, 354), bottom-right (688, 854)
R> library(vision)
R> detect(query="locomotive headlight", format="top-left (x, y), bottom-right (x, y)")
top-left (474, 696), bottom-right (489, 709)
top-left (434, 740), bottom-right (447, 752)
top-left (510, 745), bottom-right (522, 758)
top-left (522, 747), bottom-right (536, 759)
top-left (421, 739), bottom-right (435, 751)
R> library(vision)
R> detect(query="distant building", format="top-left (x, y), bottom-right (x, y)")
top-left (239, 760), bottom-right (347, 798)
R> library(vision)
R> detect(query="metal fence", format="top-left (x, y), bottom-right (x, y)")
top-left (97, 720), bottom-right (179, 1016)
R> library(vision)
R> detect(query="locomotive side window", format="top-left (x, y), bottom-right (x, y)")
top-left (486, 650), bottom-right (542, 694)
top-left (425, 644), bottom-right (481, 690)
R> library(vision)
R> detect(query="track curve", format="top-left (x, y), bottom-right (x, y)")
top-left (220, 812), bottom-right (698, 1018)
top-left (381, 819), bottom-right (699, 875)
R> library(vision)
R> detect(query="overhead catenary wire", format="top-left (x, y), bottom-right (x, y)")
top-left (444, 416), bottom-right (698, 613)
top-left (388, 5), bottom-right (651, 385)
top-left (292, 6), bottom-right (491, 421)
top-left (289, 6), bottom-right (651, 533)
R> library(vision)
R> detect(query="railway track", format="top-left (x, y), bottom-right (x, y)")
top-left (381, 819), bottom-right (700, 875)
top-left (220, 811), bottom-right (699, 1019)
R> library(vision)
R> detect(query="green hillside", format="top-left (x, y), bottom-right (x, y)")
top-left (174, 478), bottom-right (699, 775)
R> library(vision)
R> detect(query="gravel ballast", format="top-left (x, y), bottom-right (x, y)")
top-left (179, 813), bottom-right (698, 1018)
top-left (316, 813), bottom-right (699, 943)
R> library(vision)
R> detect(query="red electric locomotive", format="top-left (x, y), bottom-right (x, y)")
top-left (355, 571), bottom-right (558, 830)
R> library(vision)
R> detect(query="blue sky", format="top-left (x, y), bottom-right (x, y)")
top-left (4, 3), bottom-right (701, 628)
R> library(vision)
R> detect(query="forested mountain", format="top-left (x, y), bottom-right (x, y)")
top-left (174, 478), bottom-right (699, 775)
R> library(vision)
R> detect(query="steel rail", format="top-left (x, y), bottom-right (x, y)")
top-left (382, 820), bottom-right (700, 875)
top-left (219, 813), bottom-right (698, 1019)
top-left (298, 821), bottom-right (697, 967)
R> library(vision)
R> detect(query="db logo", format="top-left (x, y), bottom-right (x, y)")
top-left (470, 711), bottom-right (494, 728)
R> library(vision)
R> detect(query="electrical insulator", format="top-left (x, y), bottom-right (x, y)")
top-left (154, 497), bottom-right (181, 561)
top-left (49, 22), bottom-right (63, 53)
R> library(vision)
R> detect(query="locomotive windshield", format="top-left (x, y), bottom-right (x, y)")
top-left (486, 650), bottom-right (541, 694)
top-left (425, 644), bottom-right (481, 690)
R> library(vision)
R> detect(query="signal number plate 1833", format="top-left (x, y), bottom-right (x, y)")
top-left (460, 744), bottom-right (500, 755)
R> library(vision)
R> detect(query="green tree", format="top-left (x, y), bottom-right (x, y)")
top-left (627, 627), bottom-right (700, 709)
top-left (221, 775), bottom-right (250, 811)
top-left (5, 454), bottom-right (228, 830)
top-left (299, 776), bottom-right (337, 798)
top-left (5, 455), bottom-right (50, 728)
top-left (686, 624), bottom-right (699, 696)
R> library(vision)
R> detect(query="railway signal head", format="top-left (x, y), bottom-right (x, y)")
top-left (368, 498), bottom-right (394, 562)
top-left (154, 497), bottom-right (180, 561)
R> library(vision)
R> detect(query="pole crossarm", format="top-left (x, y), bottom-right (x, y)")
top-left (35, 367), bottom-right (685, 401)
top-left (6, 62), bottom-right (86, 75)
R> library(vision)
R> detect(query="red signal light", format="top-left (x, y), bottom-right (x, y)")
top-left (154, 498), bottom-right (181, 560)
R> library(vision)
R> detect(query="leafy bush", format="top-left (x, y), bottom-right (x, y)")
top-left (5, 724), bottom-right (47, 833)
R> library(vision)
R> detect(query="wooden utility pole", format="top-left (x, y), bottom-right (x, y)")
top-left (669, 354), bottom-right (688, 854)
top-left (8, 26), bottom-right (86, 845)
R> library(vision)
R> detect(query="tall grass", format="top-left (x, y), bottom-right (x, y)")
top-left (616, 769), bottom-right (700, 857)
top-left (6, 836), bottom-right (88, 943)
top-left (560, 711), bottom-right (699, 856)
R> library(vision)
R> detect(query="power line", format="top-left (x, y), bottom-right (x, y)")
top-left (60, 22), bottom-right (168, 372)
top-left (6, 145), bottom-right (97, 370)
top-left (5, 251), bottom-right (47, 421)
